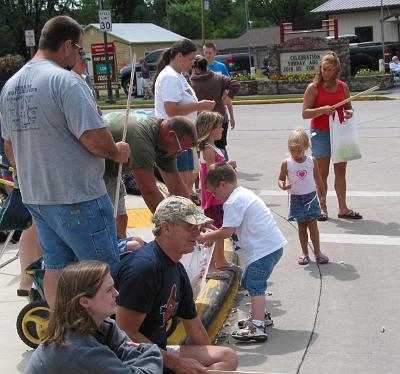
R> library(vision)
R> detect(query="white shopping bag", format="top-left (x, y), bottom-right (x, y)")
top-left (180, 243), bottom-right (214, 299)
top-left (329, 112), bottom-right (361, 164)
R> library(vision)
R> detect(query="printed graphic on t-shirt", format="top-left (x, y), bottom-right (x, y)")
top-left (159, 284), bottom-right (179, 327)
top-left (296, 170), bottom-right (307, 180)
top-left (6, 85), bottom-right (39, 131)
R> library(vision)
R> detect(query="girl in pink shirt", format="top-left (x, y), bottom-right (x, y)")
top-left (278, 128), bottom-right (329, 265)
top-left (196, 111), bottom-right (239, 279)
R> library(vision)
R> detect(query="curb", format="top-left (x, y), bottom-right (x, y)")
top-left (98, 94), bottom-right (394, 110)
top-left (167, 240), bottom-right (239, 344)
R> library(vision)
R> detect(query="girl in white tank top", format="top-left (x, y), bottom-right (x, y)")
top-left (278, 128), bottom-right (329, 266)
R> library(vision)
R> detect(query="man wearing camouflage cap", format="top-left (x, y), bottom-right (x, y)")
top-left (114, 196), bottom-right (238, 374)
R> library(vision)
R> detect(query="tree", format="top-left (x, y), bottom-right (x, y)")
top-left (0, 0), bottom-right (81, 58)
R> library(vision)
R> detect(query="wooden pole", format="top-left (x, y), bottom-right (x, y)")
top-left (113, 53), bottom-right (137, 217)
top-left (331, 85), bottom-right (380, 109)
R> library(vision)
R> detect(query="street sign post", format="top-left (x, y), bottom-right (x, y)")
top-left (98, 2), bottom-right (115, 103)
top-left (99, 10), bottom-right (112, 31)
top-left (25, 30), bottom-right (35, 58)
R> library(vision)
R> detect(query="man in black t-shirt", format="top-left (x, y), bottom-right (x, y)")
top-left (114, 196), bottom-right (238, 374)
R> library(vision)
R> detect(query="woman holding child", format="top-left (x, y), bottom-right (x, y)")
top-left (302, 51), bottom-right (362, 221)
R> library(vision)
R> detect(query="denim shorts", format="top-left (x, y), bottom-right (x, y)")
top-left (26, 194), bottom-right (120, 270)
top-left (176, 149), bottom-right (194, 172)
top-left (288, 191), bottom-right (321, 222)
top-left (310, 128), bottom-right (331, 158)
top-left (240, 248), bottom-right (283, 296)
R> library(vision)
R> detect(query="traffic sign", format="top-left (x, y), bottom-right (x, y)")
top-left (99, 10), bottom-right (112, 31)
top-left (25, 30), bottom-right (35, 47)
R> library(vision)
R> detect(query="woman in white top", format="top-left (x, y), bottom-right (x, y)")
top-left (152, 39), bottom-right (215, 198)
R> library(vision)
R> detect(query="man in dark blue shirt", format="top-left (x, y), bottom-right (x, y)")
top-left (114, 196), bottom-right (238, 374)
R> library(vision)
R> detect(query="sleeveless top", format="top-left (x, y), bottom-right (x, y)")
top-left (287, 156), bottom-right (316, 195)
top-left (311, 80), bottom-right (346, 132)
top-left (199, 143), bottom-right (225, 209)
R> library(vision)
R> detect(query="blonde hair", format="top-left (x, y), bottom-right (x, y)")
top-left (43, 261), bottom-right (109, 347)
top-left (288, 128), bottom-right (310, 151)
top-left (195, 111), bottom-right (223, 150)
top-left (313, 51), bottom-right (341, 85)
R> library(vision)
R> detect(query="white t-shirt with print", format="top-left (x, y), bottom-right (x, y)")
top-left (222, 186), bottom-right (287, 269)
top-left (154, 65), bottom-right (198, 123)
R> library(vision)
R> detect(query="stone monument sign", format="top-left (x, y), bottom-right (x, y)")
top-left (266, 37), bottom-right (351, 78)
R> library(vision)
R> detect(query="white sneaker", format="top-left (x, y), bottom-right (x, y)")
top-left (237, 311), bottom-right (273, 328)
top-left (231, 320), bottom-right (268, 342)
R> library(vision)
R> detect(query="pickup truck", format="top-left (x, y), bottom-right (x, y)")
top-left (350, 41), bottom-right (400, 75)
top-left (119, 49), bottom-right (252, 96)
top-left (261, 35), bottom-right (400, 76)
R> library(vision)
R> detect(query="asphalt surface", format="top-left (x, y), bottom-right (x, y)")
top-left (1, 89), bottom-right (400, 373)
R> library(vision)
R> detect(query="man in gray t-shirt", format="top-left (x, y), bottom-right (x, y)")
top-left (104, 114), bottom-right (197, 237)
top-left (0, 16), bottom-right (130, 308)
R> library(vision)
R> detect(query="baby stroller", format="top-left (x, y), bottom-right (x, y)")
top-left (16, 257), bottom-right (48, 349)
top-left (0, 163), bottom-right (32, 268)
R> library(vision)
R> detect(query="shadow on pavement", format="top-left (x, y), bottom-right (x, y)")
top-left (303, 261), bottom-right (360, 282)
top-left (331, 218), bottom-right (400, 236)
top-left (236, 171), bottom-right (263, 182)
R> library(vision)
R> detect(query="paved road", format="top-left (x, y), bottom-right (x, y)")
top-left (1, 100), bottom-right (399, 373)
top-left (218, 101), bottom-right (400, 374)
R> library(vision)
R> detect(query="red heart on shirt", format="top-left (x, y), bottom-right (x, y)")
top-left (297, 170), bottom-right (307, 180)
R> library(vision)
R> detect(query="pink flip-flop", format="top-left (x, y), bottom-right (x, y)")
top-left (298, 255), bottom-right (310, 265)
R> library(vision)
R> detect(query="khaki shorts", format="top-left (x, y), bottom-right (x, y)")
top-left (104, 176), bottom-right (127, 215)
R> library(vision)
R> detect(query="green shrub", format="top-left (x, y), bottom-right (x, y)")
top-left (355, 69), bottom-right (385, 77)
top-left (269, 73), bottom-right (314, 81)
top-left (233, 73), bottom-right (256, 81)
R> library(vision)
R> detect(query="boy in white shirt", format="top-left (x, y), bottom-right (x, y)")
top-left (198, 162), bottom-right (287, 342)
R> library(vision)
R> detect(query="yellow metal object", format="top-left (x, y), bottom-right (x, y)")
top-left (126, 208), bottom-right (154, 228)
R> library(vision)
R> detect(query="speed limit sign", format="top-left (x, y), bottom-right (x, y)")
top-left (99, 10), bottom-right (112, 31)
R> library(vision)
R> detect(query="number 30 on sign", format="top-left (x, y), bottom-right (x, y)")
top-left (99, 10), bottom-right (112, 31)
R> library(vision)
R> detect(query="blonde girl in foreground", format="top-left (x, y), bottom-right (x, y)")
top-left (278, 128), bottom-right (329, 265)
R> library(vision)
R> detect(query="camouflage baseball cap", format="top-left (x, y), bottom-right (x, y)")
top-left (153, 196), bottom-right (213, 226)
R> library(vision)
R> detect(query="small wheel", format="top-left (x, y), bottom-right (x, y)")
top-left (122, 79), bottom-right (137, 96)
top-left (16, 299), bottom-right (49, 349)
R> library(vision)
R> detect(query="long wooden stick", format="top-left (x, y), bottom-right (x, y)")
top-left (331, 85), bottom-right (380, 109)
top-left (114, 53), bottom-right (137, 217)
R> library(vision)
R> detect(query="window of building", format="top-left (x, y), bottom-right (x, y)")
top-left (355, 26), bottom-right (373, 42)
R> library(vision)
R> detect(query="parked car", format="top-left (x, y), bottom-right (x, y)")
top-left (119, 48), bottom-right (164, 96)
top-left (120, 49), bottom-right (254, 96)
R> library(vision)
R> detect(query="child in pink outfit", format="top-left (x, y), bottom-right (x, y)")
top-left (196, 111), bottom-right (239, 280)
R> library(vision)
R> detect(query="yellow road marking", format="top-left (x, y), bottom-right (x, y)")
top-left (127, 208), bottom-right (153, 228)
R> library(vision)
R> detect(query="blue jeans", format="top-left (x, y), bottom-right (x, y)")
top-left (26, 194), bottom-right (119, 270)
top-left (241, 248), bottom-right (283, 296)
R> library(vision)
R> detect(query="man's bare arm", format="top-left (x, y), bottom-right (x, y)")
top-left (79, 128), bottom-right (130, 163)
top-left (132, 168), bottom-right (165, 213)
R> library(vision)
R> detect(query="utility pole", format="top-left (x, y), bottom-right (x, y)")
top-left (99, 0), bottom-right (115, 104)
top-left (380, 0), bottom-right (385, 64)
top-left (166, 0), bottom-right (170, 30)
top-left (201, 0), bottom-right (205, 45)
top-left (244, 0), bottom-right (252, 70)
